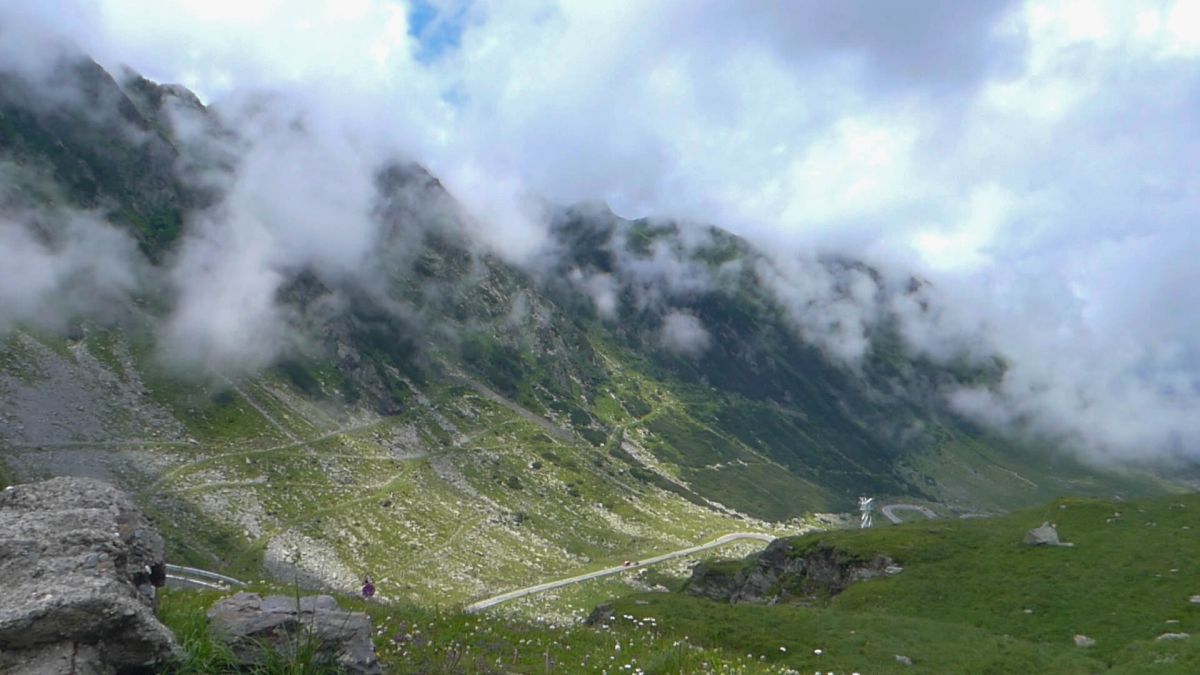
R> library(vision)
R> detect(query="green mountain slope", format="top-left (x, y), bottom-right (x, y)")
top-left (0, 57), bottom-right (1182, 608)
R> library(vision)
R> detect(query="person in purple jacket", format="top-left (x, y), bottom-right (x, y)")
top-left (361, 576), bottom-right (376, 600)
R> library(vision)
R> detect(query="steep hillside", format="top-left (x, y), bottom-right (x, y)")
top-left (0, 57), bottom-right (1181, 609)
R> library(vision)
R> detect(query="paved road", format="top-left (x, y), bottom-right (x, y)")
top-left (881, 503), bottom-right (938, 524)
top-left (465, 532), bottom-right (776, 614)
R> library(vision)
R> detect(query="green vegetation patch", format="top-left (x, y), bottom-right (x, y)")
top-left (159, 587), bottom-right (796, 674)
top-left (604, 592), bottom-right (1101, 674)
top-left (661, 492), bottom-right (1200, 671)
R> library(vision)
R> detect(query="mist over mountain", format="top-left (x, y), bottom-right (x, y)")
top-left (2, 1), bottom-right (1199, 470)
top-left (6, 6), bottom-right (1200, 674)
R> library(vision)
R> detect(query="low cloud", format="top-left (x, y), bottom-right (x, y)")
top-left (153, 91), bottom-right (392, 374)
top-left (568, 269), bottom-right (619, 320)
top-left (2, 0), bottom-right (1199, 465)
top-left (659, 310), bottom-right (711, 357)
top-left (755, 254), bottom-right (884, 364)
top-left (0, 209), bottom-right (142, 333)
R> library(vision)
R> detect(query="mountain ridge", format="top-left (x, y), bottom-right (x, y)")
top-left (0, 56), bottom-right (1182, 606)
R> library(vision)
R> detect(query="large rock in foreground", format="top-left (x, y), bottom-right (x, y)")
top-left (0, 477), bottom-right (179, 674)
top-left (208, 592), bottom-right (380, 674)
top-left (684, 537), bottom-right (900, 604)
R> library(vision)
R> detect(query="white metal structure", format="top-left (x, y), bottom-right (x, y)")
top-left (858, 496), bottom-right (874, 529)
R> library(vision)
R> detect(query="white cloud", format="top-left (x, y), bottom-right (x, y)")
top-left (0, 210), bottom-right (142, 332)
top-left (2, 0), bottom-right (1199, 463)
top-left (158, 91), bottom-right (388, 373)
top-left (659, 310), bottom-right (711, 357)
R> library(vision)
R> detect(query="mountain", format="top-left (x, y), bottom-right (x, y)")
top-left (0, 56), bottom-right (1180, 607)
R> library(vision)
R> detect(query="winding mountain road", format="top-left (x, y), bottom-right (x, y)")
top-left (881, 503), bottom-right (938, 524)
top-left (465, 532), bottom-right (776, 613)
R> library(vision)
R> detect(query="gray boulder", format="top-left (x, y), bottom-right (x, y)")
top-left (684, 538), bottom-right (898, 605)
top-left (1024, 522), bottom-right (1065, 546)
top-left (0, 477), bottom-right (179, 674)
top-left (207, 592), bottom-right (380, 674)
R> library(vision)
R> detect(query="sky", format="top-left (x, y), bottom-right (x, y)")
top-left (2, 0), bottom-right (1199, 464)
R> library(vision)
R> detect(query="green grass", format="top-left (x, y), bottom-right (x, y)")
top-left (163, 488), bottom-right (1200, 675)
top-left (827, 495), bottom-right (1200, 663)
top-left (614, 492), bottom-right (1200, 673)
top-left (158, 589), bottom-right (241, 674)
top-left (159, 588), bottom-right (343, 674)
top-left (604, 592), bottom-right (1102, 674)
top-left (159, 586), bottom-right (791, 674)
top-left (141, 375), bottom-right (285, 444)
top-left (138, 377), bottom-right (773, 608)
top-left (83, 327), bottom-right (130, 382)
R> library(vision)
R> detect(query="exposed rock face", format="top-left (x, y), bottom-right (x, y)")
top-left (684, 538), bottom-right (899, 604)
top-left (207, 592), bottom-right (380, 675)
top-left (0, 477), bottom-right (179, 674)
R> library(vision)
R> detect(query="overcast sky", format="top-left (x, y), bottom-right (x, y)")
top-left (3, 0), bottom-right (1200, 463)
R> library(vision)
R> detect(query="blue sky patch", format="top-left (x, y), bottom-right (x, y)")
top-left (407, 0), bottom-right (465, 63)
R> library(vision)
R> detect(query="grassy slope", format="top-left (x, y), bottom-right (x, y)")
top-left (599, 492), bottom-right (1200, 673)
top-left (159, 583), bottom-right (795, 674)
top-left (0, 317), bottom-right (1180, 615)
top-left (3, 325), bottom-right (781, 608)
top-left (160, 491), bottom-right (1200, 673)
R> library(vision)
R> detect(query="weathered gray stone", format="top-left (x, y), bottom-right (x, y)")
top-left (207, 592), bottom-right (380, 674)
top-left (684, 538), bottom-right (898, 605)
top-left (895, 654), bottom-right (913, 666)
top-left (1074, 634), bottom-right (1096, 648)
top-left (1024, 522), bottom-right (1065, 546)
top-left (0, 641), bottom-right (108, 675)
top-left (1156, 632), bottom-right (1190, 641)
top-left (0, 477), bottom-right (179, 673)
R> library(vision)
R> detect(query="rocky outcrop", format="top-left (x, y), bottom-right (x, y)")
top-left (0, 477), bottom-right (179, 674)
top-left (1024, 522), bottom-right (1072, 547)
top-left (684, 537), bottom-right (900, 604)
top-left (207, 592), bottom-right (380, 674)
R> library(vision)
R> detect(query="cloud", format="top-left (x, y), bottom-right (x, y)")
top-left (0, 207), bottom-right (142, 333)
top-left (659, 310), bottom-right (711, 357)
top-left (756, 255), bottom-right (884, 364)
top-left (0, 0), bottom-right (100, 78)
top-left (2, 0), bottom-right (1199, 464)
top-left (157, 91), bottom-right (390, 373)
top-left (568, 269), bottom-right (618, 320)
